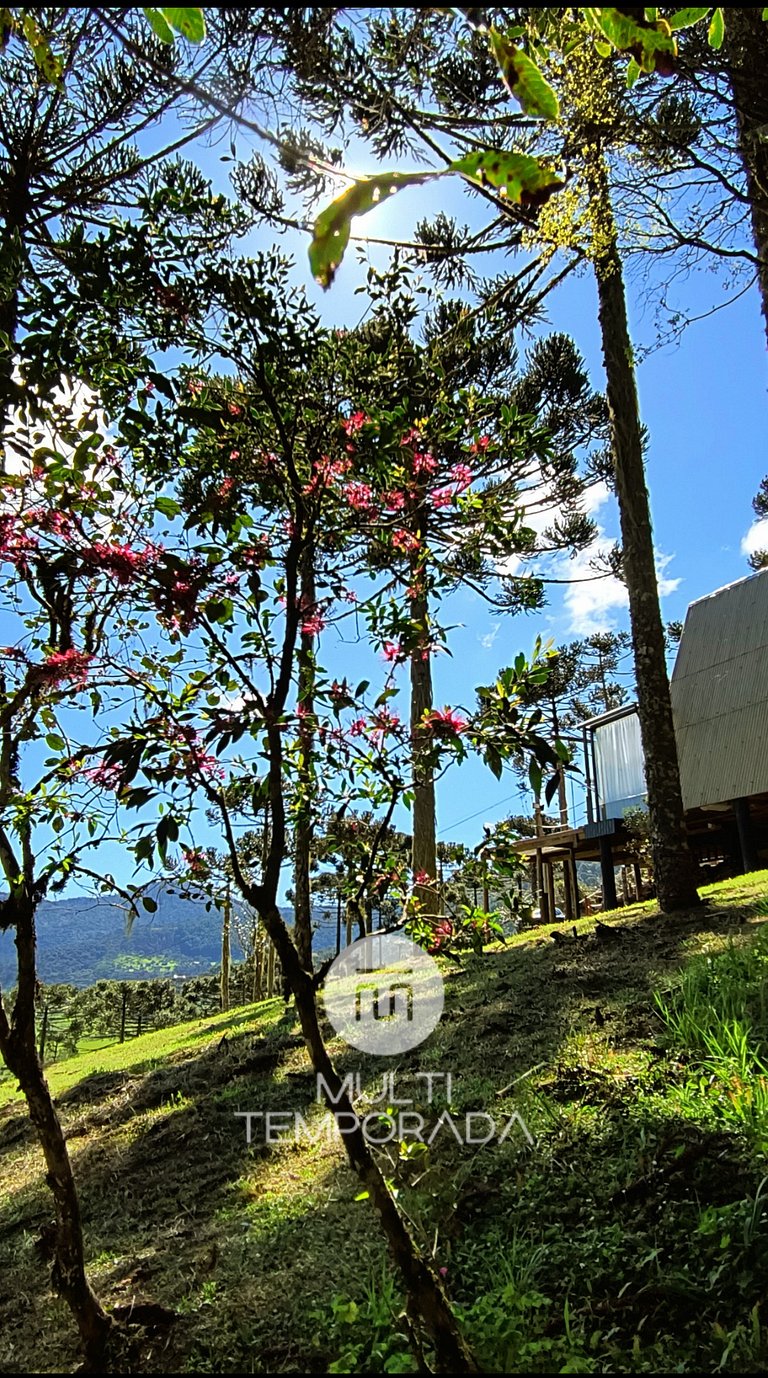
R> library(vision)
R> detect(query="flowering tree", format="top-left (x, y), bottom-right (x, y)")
top-left (0, 389), bottom-right (170, 1359)
top-left (57, 214), bottom-right (567, 1365)
top-left (246, 259), bottom-right (601, 918)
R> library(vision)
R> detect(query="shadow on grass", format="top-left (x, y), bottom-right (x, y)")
top-left (1, 892), bottom-right (768, 1371)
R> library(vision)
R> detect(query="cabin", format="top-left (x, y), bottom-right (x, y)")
top-left (515, 568), bottom-right (768, 916)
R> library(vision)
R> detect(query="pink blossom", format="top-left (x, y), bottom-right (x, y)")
top-left (227, 401), bottom-right (243, 417)
top-left (341, 410), bottom-right (368, 436)
top-left (469, 435), bottom-right (491, 454)
top-left (414, 870), bottom-right (434, 887)
top-left (424, 706), bottom-right (467, 737)
top-left (187, 378), bottom-right (204, 397)
top-left (182, 846), bottom-right (209, 878)
top-left (144, 379), bottom-right (155, 394)
top-left (370, 708), bottom-right (400, 743)
top-left (430, 487), bottom-right (453, 509)
top-left (450, 462), bottom-right (473, 490)
top-left (413, 451), bottom-right (438, 476)
top-left (82, 542), bottom-right (149, 585)
top-left (301, 612), bottom-right (326, 636)
top-left (430, 920), bottom-right (454, 953)
top-left (38, 649), bottom-right (93, 689)
top-left (392, 528), bottom-right (420, 553)
top-left (383, 490), bottom-right (406, 512)
top-left (218, 476), bottom-right (236, 499)
top-left (187, 745), bottom-right (225, 781)
top-left (349, 717), bottom-right (367, 737)
top-left (0, 515), bottom-right (38, 571)
top-left (303, 454), bottom-right (352, 495)
top-left (383, 641), bottom-right (404, 663)
top-left (83, 762), bottom-right (125, 791)
top-left (25, 508), bottom-right (71, 536)
top-left (240, 538), bottom-right (269, 568)
top-left (343, 481), bottom-right (377, 515)
top-left (400, 428), bottom-right (421, 448)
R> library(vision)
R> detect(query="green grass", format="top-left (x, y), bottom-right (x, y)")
top-left (4, 873), bottom-right (768, 1372)
top-left (0, 998), bottom-right (285, 1107)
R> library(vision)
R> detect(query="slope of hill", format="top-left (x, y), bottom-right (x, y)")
top-left (0, 890), bottom-right (341, 987)
top-left (2, 872), bottom-right (768, 1373)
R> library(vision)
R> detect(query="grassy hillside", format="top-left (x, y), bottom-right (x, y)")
top-left (3, 873), bottom-right (768, 1373)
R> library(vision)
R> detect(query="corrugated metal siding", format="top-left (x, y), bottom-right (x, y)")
top-left (671, 570), bottom-right (768, 809)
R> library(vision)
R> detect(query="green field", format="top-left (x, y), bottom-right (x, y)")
top-left (3, 873), bottom-right (768, 1372)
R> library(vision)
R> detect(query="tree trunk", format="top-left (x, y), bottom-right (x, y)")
top-left (583, 150), bottom-right (700, 913)
top-left (0, 894), bottom-right (111, 1362)
top-left (550, 694), bottom-right (568, 827)
top-left (410, 590), bottom-right (437, 914)
top-left (294, 548), bottom-right (316, 972)
top-left (726, 8), bottom-right (768, 350)
top-left (249, 895), bottom-right (478, 1373)
top-left (220, 886), bottom-right (231, 1012)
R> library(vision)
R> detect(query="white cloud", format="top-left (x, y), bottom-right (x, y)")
top-left (495, 470), bottom-right (680, 637)
top-left (741, 516), bottom-right (768, 560)
top-left (582, 479), bottom-right (611, 516)
top-left (561, 541), bottom-right (680, 635)
top-left (479, 623), bottom-right (500, 650)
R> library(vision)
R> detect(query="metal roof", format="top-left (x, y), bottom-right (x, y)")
top-left (671, 568), bottom-right (768, 809)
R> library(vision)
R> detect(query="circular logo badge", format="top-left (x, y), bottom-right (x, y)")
top-left (322, 932), bottom-right (444, 1056)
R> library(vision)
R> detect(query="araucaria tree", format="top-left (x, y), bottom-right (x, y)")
top-left (268, 8), bottom-right (702, 910)
top-left (83, 206), bottom-right (565, 1366)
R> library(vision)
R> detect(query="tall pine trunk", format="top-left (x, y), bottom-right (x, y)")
top-left (220, 886), bottom-right (231, 1012)
top-left (294, 546), bottom-right (316, 972)
top-left (582, 149), bottom-right (700, 913)
top-left (0, 891), bottom-right (111, 1362)
top-left (410, 586), bottom-right (437, 914)
top-left (726, 8), bottom-right (768, 350)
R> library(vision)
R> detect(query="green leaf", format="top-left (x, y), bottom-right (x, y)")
top-left (21, 13), bottom-right (63, 84)
top-left (309, 171), bottom-right (431, 287)
top-left (529, 758), bottom-right (542, 797)
top-left (708, 7), bottom-right (725, 47)
top-left (763, 8), bottom-right (768, 19)
top-left (450, 149), bottom-right (564, 206)
top-left (668, 8), bottom-right (710, 30)
top-left (354, 1190), bottom-right (370, 1201)
top-left (626, 56), bottom-right (641, 88)
top-left (142, 7), bottom-right (175, 42)
top-left (489, 29), bottom-right (559, 119)
top-left (45, 733), bottom-right (65, 751)
top-left (159, 7), bottom-right (206, 42)
top-left (155, 495), bottom-right (181, 518)
top-left (142, 895), bottom-right (158, 913)
top-left (309, 151), bottom-right (563, 288)
top-left (589, 8), bottom-right (677, 72)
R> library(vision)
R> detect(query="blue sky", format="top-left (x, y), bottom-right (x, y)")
top-left (9, 93), bottom-right (766, 902)
top-left (192, 134), bottom-right (767, 851)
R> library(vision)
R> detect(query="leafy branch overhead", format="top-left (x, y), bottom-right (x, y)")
top-left (308, 4), bottom-right (750, 286)
top-left (142, 8), bottom-right (206, 44)
top-left (309, 153), bottom-right (563, 289)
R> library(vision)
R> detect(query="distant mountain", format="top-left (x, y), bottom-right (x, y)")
top-left (0, 887), bottom-right (341, 988)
